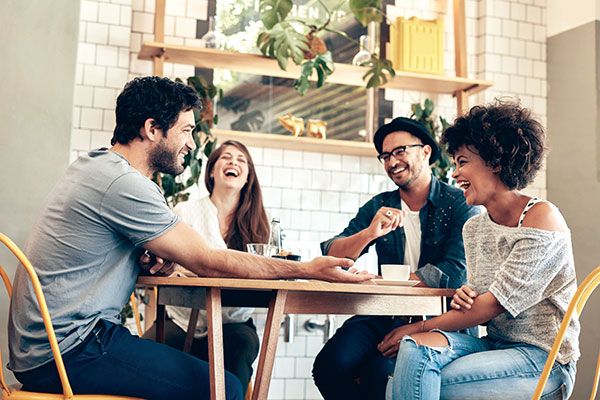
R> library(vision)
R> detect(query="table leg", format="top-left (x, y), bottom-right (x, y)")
top-left (253, 290), bottom-right (288, 400)
top-left (144, 286), bottom-right (157, 331)
top-left (156, 301), bottom-right (165, 343)
top-left (183, 308), bottom-right (200, 353)
top-left (206, 287), bottom-right (224, 400)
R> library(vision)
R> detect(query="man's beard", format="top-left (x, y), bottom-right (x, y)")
top-left (149, 141), bottom-right (184, 176)
top-left (389, 162), bottom-right (423, 190)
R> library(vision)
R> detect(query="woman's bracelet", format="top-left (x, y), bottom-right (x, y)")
top-left (420, 319), bottom-right (427, 332)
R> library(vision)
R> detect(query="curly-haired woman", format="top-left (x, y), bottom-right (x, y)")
top-left (381, 102), bottom-right (580, 399)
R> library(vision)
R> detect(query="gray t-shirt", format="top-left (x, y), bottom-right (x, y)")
top-left (463, 212), bottom-right (580, 364)
top-left (8, 149), bottom-right (178, 372)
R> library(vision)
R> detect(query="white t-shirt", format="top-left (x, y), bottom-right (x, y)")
top-left (165, 196), bottom-right (254, 338)
top-left (401, 199), bottom-right (421, 273)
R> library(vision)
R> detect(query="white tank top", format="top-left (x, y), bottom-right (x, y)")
top-left (517, 197), bottom-right (544, 227)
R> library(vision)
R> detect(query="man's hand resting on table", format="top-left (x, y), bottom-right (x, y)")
top-left (139, 250), bottom-right (374, 282)
top-left (139, 251), bottom-right (176, 276)
top-left (302, 256), bottom-right (375, 283)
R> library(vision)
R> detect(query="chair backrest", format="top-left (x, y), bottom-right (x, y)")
top-left (532, 265), bottom-right (600, 400)
top-left (0, 264), bottom-right (14, 398)
top-left (0, 233), bottom-right (75, 398)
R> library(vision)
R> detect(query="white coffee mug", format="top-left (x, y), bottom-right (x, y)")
top-left (380, 264), bottom-right (411, 281)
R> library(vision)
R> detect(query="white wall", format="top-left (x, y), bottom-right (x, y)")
top-left (0, 0), bottom-right (80, 385)
top-left (547, 0), bottom-right (600, 36)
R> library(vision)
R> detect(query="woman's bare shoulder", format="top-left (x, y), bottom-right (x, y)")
top-left (521, 201), bottom-right (569, 232)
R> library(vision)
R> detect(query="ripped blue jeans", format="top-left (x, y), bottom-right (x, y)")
top-left (386, 331), bottom-right (576, 400)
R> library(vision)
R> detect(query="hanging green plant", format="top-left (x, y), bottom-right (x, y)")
top-left (256, 0), bottom-right (394, 95)
top-left (153, 76), bottom-right (221, 207)
top-left (361, 54), bottom-right (395, 87)
top-left (410, 99), bottom-right (453, 184)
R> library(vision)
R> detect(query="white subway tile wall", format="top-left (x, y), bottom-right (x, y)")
top-left (72, 0), bottom-right (549, 397)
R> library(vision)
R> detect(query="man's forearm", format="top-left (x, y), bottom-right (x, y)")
top-left (145, 221), bottom-right (371, 283)
top-left (188, 248), bottom-right (304, 279)
top-left (327, 229), bottom-right (376, 259)
top-left (145, 222), bottom-right (304, 279)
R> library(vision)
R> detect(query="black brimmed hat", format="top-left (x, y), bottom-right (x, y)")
top-left (373, 117), bottom-right (440, 164)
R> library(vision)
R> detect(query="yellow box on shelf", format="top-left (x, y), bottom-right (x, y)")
top-left (390, 16), bottom-right (444, 75)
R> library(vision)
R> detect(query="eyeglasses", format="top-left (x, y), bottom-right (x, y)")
top-left (377, 144), bottom-right (425, 164)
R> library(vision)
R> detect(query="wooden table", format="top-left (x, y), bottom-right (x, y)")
top-left (137, 276), bottom-right (454, 400)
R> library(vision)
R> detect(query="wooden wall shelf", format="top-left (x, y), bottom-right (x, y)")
top-left (139, 42), bottom-right (492, 96)
top-left (212, 129), bottom-right (377, 157)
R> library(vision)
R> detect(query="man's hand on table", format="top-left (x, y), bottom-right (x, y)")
top-left (303, 256), bottom-right (375, 283)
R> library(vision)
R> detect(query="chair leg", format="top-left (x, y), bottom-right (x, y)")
top-left (130, 292), bottom-right (143, 336)
top-left (590, 348), bottom-right (600, 400)
top-left (245, 381), bottom-right (253, 400)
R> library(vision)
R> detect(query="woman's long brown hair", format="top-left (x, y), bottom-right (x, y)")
top-left (204, 140), bottom-right (270, 251)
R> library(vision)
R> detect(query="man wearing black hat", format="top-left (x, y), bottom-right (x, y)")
top-left (312, 117), bottom-right (480, 400)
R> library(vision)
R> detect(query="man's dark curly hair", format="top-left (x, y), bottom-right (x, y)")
top-left (111, 76), bottom-right (201, 145)
top-left (441, 101), bottom-right (546, 190)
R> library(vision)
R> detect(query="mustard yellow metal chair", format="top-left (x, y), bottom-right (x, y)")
top-left (128, 293), bottom-right (143, 337)
top-left (533, 265), bottom-right (600, 400)
top-left (0, 233), bottom-right (142, 400)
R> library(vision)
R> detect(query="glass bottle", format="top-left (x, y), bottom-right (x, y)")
top-left (269, 217), bottom-right (282, 254)
top-left (352, 35), bottom-right (371, 66)
top-left (201, 16), bottom-right (219, 49)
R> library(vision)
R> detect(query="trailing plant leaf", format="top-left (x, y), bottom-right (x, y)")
top-left (259, 0), bottom-right (293, 29)
top-left (257, 31), bottom-right (276, 57)
top-left (257, 0), bottom-right (392, 91)
top-left (293, 52), bottom-right (334, 95)
top-left (293, 61), bottom-right (312, 95)
top-left (203, 136), bottom-right (217, 158)
top-left (349, 0), bottom-right (383, 27)
top-left (258, 22), bottom-right (308, 70)
top-left (362, 55), bottom-right (395, 88)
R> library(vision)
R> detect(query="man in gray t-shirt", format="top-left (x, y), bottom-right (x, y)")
top-left (8, 77), bottom-right (373, 400)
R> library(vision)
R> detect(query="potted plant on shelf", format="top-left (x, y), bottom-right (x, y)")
top-left (256, 0), bottom-right (395, 95)
top-left (410, 99), bottom-right (453, 184)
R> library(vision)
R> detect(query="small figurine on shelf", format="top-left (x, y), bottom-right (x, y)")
top-left (278, 113), bottom-right (304, 137)
top-left (307, 119), bottom-right (327, 139)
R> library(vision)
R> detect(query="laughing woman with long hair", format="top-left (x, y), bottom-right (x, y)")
top-left (144, 140), bottom-right (269, 396)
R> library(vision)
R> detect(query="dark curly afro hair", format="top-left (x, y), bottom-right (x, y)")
top-left (111, 76), bottom-right (201, 145)
top-left (441, 100), bottom-right (546, 190)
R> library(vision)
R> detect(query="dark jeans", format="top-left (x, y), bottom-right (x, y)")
top-left (312, 315), bottom-right (407, 400)
top-left (14, 319), bottom-right (243, 400)
top-left (143, 317), bottom-right (260, 396)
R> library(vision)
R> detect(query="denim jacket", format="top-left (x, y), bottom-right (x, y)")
top-left (321, 177), bottom-right (480, 289)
